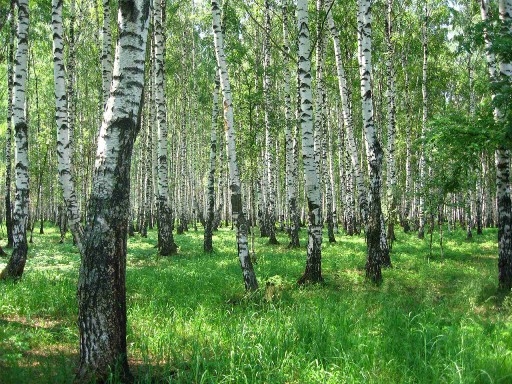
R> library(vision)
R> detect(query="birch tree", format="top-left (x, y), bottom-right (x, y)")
top-left (264, 0), bottom-right (278, 245)
top-left (154, 0), bottom-right (177, 255)
top-left (52, 0), bottom-right (83, 252)
top-left (75, 0), bottom-right (150, 381)
top-left (283, 0), bottom-right (300, 248)
top-left (212, 0), bottom-right (258, 291)
top-left (326, 0), bottom-right (367, 226)
top-left (0, 0), bottom-right (30, 280)
top-left (4, 0), bottom-right (15, 249)
top-left (357, 0), bottom-right (384, 282)
top-left (297, 0), bottom-right (323, 284)
top-left (204, 76), bottom-right (219, 252)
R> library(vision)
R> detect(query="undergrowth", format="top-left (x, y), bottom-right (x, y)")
top-left (0, 223), bottom-right (511, 383)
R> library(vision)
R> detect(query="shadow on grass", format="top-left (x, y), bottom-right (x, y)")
top-left (0, 318), bottom-right (77, 384)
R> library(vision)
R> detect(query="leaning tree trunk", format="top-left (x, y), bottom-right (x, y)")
top-left (212, 0), bottom-right (258, 291)
top-left (52, 0), bottom-right (83, 252)
top-left (4, 0), bottom-right (15, 249)
top-left (357, 0), bottom-right (384, 282)
top-left (76, 1), bottom-right (150, 382)
top-left (204, 75), bottom-right (219, 253)
top-left (283, 0), bottom-right (300, 248)
top-left (0, 0), bottom-right (29, 281)
top-left (297, 0), bottom-right (323, 285)
top-left (154, 0), bottom-right (177, 255)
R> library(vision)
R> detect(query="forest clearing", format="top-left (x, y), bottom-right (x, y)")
top-left (1, 0), bottom-right (512, 382)
top-left (1, 224), bottom-right (511, 383)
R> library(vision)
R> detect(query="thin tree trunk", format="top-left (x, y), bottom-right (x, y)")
top-left (0, 0), bottom-right (29, 281)
top-left (212, 0), bottom-right (258, 291)
top-left (76, 1), bottom-right (150, 381)
top-left (357, 0), bottom-right (384, 282)
top-left (4, 0), bottom-right (15, 249)
top-left (283, 0), bottom-right (300, 248)
top-left (154, 0), bottom-right (177, 255)
top-left (326, 0), bottom-right (367, 224)
top-left (204, 75), bottom-right (219, 252)
top-left (52, 0), bottom-right (83, 252)
top-left (297, 0), bottom-right (323, 285)
top-left (418, 4), bottom-right (429, 240)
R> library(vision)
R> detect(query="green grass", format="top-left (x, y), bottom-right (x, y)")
top-left (1, 223), bottom-right (511, 383)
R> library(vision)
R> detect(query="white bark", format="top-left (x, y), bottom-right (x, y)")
top-left (283, 0), bottom-right (300, 247)
top-left (52, 0), bottom-right (83, 252)
top-left (154, 0), bottom-right (176, 255)
top-left (77, 1), bottom-right (150, 381)
top-left (1, 0), bottom-right (29, 280)
top-left (326, 0), bottom-right (367, 224)
top-left (101, 0), bottom-right (113, 107)
top-left (357, 0), bottom-right (386, 280)
top-left (297, 0), bottom-right (323, 284)
top-left (212, 0), bottom-right (258, 291)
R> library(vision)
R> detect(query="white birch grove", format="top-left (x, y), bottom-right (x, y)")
top-left (283, 0), bottom-right (300, 248)
top-left (297, 0), bottom-right (323, 284)
top-left (212, 0), bottom-right (258, 291)
top-left (154, 0), bottom-right (177, 255)
top-left (0, 0), bottom-right (29, 280)
top-left (357, 0), bottom-right (385, 281)
top-left (51, 0), bottom-right (83, 252)
top-left (76, 0), bottom-right (150, 381)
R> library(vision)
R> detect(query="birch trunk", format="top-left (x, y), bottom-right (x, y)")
top-left (283, 0), bottom-right (300, 248)
top-left (154, 0), bottom-right (177, 255)
top-left (385, 0), bottom-right (397, 249)
top-left (5, 0), bottom-right (15, 248)
top-left (418, 5), bottom-right (429, 239)
top-left (101, 0), bottom-right (113, 107)
top-left (264, 0), bottom-right (278, 245)
top-left (0, 0), bottom-right (29, 280)
top-left (357, 0), bottom-right (384, 282)
top-left (52, 0), bottom-right (83, 252)
top-left (204, 76), bottom-right (219, 252)
top-left (297, 0), bottom-right (323, 285)
top-left (76, 1), bottom-right (150, 381)
top-left (326, 0), bottom-right (367, 224)
top-left (497, 0), bottom-right (512, 290)
top-left (212, 0), bottom-right (258, 291)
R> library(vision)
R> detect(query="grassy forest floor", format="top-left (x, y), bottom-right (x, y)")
top-left (0, 223), bottom-right (511, 383)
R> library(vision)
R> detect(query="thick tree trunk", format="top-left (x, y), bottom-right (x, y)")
top-left (212, 0), bottom-right (258, 291)
top-left (297, 0), bottom-right (323, 285)
top-left (0, 0), bottom-right (29, 281)
top-left (75, 1), bottom-right (150, 382)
